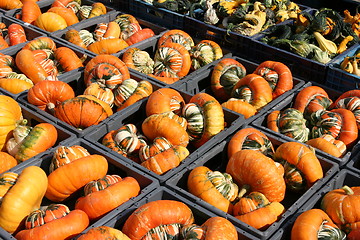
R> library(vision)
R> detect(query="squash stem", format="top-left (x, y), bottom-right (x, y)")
top-left (238, 184), bottom-right (251, 198)
top-left (342, 185), bottom-right (354, 195)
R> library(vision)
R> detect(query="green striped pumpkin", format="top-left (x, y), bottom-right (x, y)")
top-left (83, 175), bottom-right (122, 195)
top-left (113, 124), bottom-right (147, 155)
top-left (206, 170), bottom-right (239, 202)
top-left (309, 110), bottom-right (342, 140)
top-left (277, 108), bottom-right (310, 142)
top-left (182, 103), bottom-right (204, 141)
top-left (143, 223), bottom-right (182, 240)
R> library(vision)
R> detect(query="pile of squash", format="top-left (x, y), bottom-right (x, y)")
top-left (122, 29), bottom-right (224, 84)
top-left (186, 126), bottom-right (325, 230)
top-left (265, 85), bottom-right (360, 158)
top-left (102, 87), bottom-right (225, 175)
top-left (291, 185), bottom-right (360, 239)
top-left (64, 13), bottom-right (156, 54)
top-left (14, 0), bottom-right (108, 32)
top-left (0, 36), bottom-right (85, 95)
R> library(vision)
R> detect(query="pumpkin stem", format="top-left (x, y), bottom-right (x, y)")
top-left (237, 184), bottom-right (251, 198)
top-left (47, 102), bottom-right (56, 113)
top-left (16, 119), bottom-right (28, 126)
top-left (342, 185), bottom-right (354, 195)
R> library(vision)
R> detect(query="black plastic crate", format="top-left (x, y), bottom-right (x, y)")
top-left (18, 68), bottom-right (160, 137)
top-left (84, 87), bottom-right (244, 183)
top-left (268, 169), bottom-right (360, 240)
top-left (128, 0), bottom-right (185, 30)
top-left (325, 44), bottom-right (360, 92)
top-left (251, 82), bottom-right (360, 166)
top-left (117, 33), bottom-right (232, 88)
top-left (172, 55), bottom-right (306, 126)
top-left (0, 36), bottom-right (88, 100)
top-left (76, 186), bottom-right (256, 240)
top-left (51, 10), bottom-right (167, 57)
top-left (165, 126), bottom-right (338, 240)
top-left (6, 0), bottom-right (116, 36)
top-left (0, 15), bottom-right (45, 53)
top-left (346, 148), bottom-right (360, 175)
top-left (0, 101), bottom-right (76, 173)
top-left (0, 138), bottom-right (159, 240)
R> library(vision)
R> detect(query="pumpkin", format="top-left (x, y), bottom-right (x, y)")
top-left (32, 49), bottom-right (58, 77)
top-left (227, 127), bottom-right (275, 159)
top-left (291, 209), bottom-right (345, 240)
top-left (153, 42), bottom-right (191, 79)
top-left (321, 186), bottom-right (360, 233)
top-left (145, 88), bottom-right (185, 116)
top-left (83, 82), bottom-right (115, 107)
top-left (11, 122), bottom-right (58, 162)
top-left (54, 47), bottom-right (84, 72)
top-left (122, 200), bottom-right (194, 240)
top-left (0, 0), bottom-right (22, 10)
top-left (20, 1), bottom-right (41, 24)
top-left (27, 80), bottom-right (75, 113)
top-left (274, 142), bottom-right (323, 192)
top-left (87, 38), bottom-right (129, 55)
top-left (331, 90), bottom-right (360, 129)
top-left (142, 111), bottom-right (189, 147)
top-left (183, 93), bottom-right (225, 147)
top-left (15, 204), bottom-right (89, 240)
top-left (211, 58), bottom-right (247, 101)
top-left (226, 149), bottom-right (286, 202)
top-left (84, 54), bottom-right (130, 89)
top-left (54, 95), bottom-right (111, 129)
top-left (47, 7), bottom-right (79, 26)
top-left (46, 154), bottom-right (108, 202)
top-left (0, 36), bottom-right (8, 50)
top-left (221, 98), bottom-right (257, 119)
top-left (293, 86), bottom-right (332, 119)
top-left (125, 28), bottom-right (155, 45)
top-left (0, 166), bottom-right (48, 233)
top-left (138, 137), bottom-right (172, 162)
top-left (306, 134), bottom-right (346, 158)
top-left (0, 76), bottom-right (33, 94)
top-left (50, 145), bottom-right (90, 172)
top-left (0, 152), bottom-right (17, 173)
top-left (75, 175), bottom-right (140, 220)
top-left (233, 191), bottom-right (269, 215)
top-left (15, 49), bottom-right (49, 84)
top-left (253, 61), bottom-right (293, 99)
top-left (187, 166), bottom-right (238, 214)
top-left (0, 95), bottom-right (22, 151)
top-left (114, 79), bottom-right (153, 111)
top-left (267, 108), bottom-right (310, 142)
top-left (114, 14), bottom-right (141, 40)
top-left (34, 12), bottom-right (68, 32)
top-left (93, 21), bottom-right (121, 40)
top-left (141, 145), bottom-right (189, 175)
top-left (22, 37), bottom-right (57, 51)
top-left (8, 24), bottom-right (27, 46)
top-left (0, 54), bottom-right (14, 78)
top-left (65, 29), bottom-right (87, 49)
top-left (78, 226), bottom-right (130, 240)
top-left (88, 2), bottom-right (107, 19)
top-left (348, 229), bottom-right (360, 240)
top-left (231, 73), bottom-right (273, 110)
top-left (190, 40), bottom-right (223, 70)
top-left (122, 48), bottom-right (154, 74)
top-left (309, 108), bottom-right (358, 147)
top-left (157, 29), bottom-right (194, 51)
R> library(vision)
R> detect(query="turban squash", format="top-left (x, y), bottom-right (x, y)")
top-left (78, 226), bottom-right (130, 240)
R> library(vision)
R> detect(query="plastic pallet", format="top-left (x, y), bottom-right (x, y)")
top-left (0, 138), bottom-right (159, 240)
top-left (325, 44), bottom-right (360, 92)
top-left (267, 169), bottom-right (360, 240)
top-left (5, 0), bottom-right (116, 36)
top-left (117, 33), bottom-right (232, 88)
top-left (0, 101), bottom-right (76, 173)
top-left (165, 126), bottom-right (339, 240)
top-left (0, 15), bottom-right (45, 54)
top-left (84, 87), bottom-right (244, 183)
top-left (346, 148), bottom-right (360, 175)
top-left (18, 68), bottom-right (159, 137)
top-left (0, 36), bottom-right (88, 100)
top-left (76, 186), bottom-right (257, 240)
top-left (172, 55), bottom-right (306, 127)
top-left (251, 82), bottom-right (360, 167)
top-left (51, 10), bottom-right (167, 57)
top-left (128, 0), bottom-right (185, 30)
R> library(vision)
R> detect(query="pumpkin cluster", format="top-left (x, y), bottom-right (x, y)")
top-left (211, 58), bottom-right (294, 118)
top-left (187, 127), bottom-right (324, 230)
top-left (102, 88), bottom-right (225, 175)
top-left (122, 29), bottom-right (223, 84)
top-left (267, 85), bottom-right (360, 158)
top-left (0, 22), bottom-right (28, 50)
top-left (15, 0), bottom-right (108, 32)
top-left (0, 36), bottom-right (84, 95)
top-left (291, 185), bottom-right (360, 239)
top-left (65, 13), bottom-right (156, 54)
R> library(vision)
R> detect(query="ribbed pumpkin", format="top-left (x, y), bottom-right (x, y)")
top-left (122, 48), bottom-right (154, 74)
top-left (157, 29), bottom-right (194, 51)
top-left (267, 108), bottom-right (310, 142)
top-left (190, 40), bottom-right (223, 70)
top-left (50, 145), bottom-right (90, 172)
top-left (331, 90), bottom-right (360, 129)
top-left (0, 75), bottom-right (33, 94)
top-left (83, 82), bottom-right (115, 107)
top-left (221, 98), bottom-right (257, 119)
top-left (34, 12), bottom-right (68, 32)
top-left (145, 88), bottom-right (185, 116)
top-left (77, 226), bottom-right (131, 240)
top-left (0, 152), bottom-right (17, 173)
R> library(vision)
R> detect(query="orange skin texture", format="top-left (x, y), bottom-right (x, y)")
top-left (122, 200), bottom-right (194, 240)
top-left (145, 88), bottom-right (185, 116)
top-left (331, 89), bottom-right (360, 108)
top-left (54, 47), bottom-right (84, 72)
top-left (45, 155), bottom-right (108, 202)
top-left (88, 39), bottom-right (129, 55)
top-left (15, 49), bottom-right (48, 84)
top-left (226, 149), bottom-right (286, 202)
top-left (221, 99), bottom-right (257, 119)
top-left (20, 1), bottom-right (41, 24)
top-left (77, 226), bottom-right (130, 240)
top-left (0, 0), bottom-right (23, 10)
top-left (187, 166), bottom-right (233, 214)
top-left (75, 177), bottom-right (140, 220)
top-left (65, 29), bottom-right (87, 49)
top-left (15, 209), bottom-right (89, 240)
top-left (227, 127), bottom-right (274, 159)
top-left (8, 24), bottom-right (27, 46)
top-left (274, 142), bottom-right (323, 188)
top-left (253, 61), bottom-right (293, 99)
top-left (22, 37), bottom-right (57, 51)
top-left (201, 217), bottom-right (238, 240)
top-left (293, 86), bottom-right (331, 114)
top-left (47, 7), bottom-right (79, 26)
top-left (291, 209), bottom-right (339, 240)
top-left (125, 28), bottom-right (155, 45)
top-left (306, 137), bottom-right (344, 158)
top-left (157, 29), bottom-right (194, 50)
top-left (0, 152), bottom-right (17, 174)
top-left (116, 80), bottom-right (153, 112)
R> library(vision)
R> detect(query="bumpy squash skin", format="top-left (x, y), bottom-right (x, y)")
top-left (0, 166), bottom-right (48, 234)
top-left (77, 226), bottom-right (131, 240)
